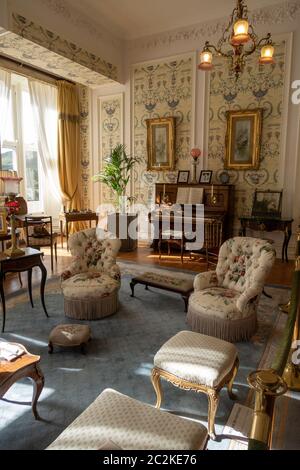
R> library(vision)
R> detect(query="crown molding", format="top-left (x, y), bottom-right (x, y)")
top-left (39, 0), bottom-right (121, 49)
top-left (128, 0), bottom-right (300, 51)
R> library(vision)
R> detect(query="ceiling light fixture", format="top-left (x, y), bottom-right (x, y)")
top-left (198, 0), bottom-right (275, 79)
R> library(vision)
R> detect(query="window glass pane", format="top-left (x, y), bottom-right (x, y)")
top-left (0, 91), bottom-right (15, 142)
top-left (0, 148), bottom-right (17, 171)
top-left (25, 149), bottom-right (39, 201)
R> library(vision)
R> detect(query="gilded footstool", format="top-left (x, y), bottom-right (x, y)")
top-left (151, 330), bottom-right (239, 439)
top-left (46, 388), bottom-right (208, 450)
top-left (48, 324), bottom-right (91, 354)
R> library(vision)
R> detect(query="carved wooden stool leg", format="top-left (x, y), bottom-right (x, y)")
top-left (227, 358), bottom-right (239, 400)
top-left (207, 389), bottom-right (219, 440)
top-left (151, 368), bottom-right (163, 409)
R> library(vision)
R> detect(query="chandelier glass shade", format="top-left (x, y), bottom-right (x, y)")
top-left (198, 0), bottom-right (275, 79)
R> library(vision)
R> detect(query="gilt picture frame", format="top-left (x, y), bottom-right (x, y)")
top-left (0, 208), bottom-right (7, 235)
top-left (146, 117), bottom-right (176, 171)
top-left (225, 109), bottom-right (263, 170)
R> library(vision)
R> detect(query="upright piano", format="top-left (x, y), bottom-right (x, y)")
top-left (149, 183), bottom-right (235, 249)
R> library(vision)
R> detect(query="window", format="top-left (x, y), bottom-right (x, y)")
top-left (0, 71), bottom-right (60, 218)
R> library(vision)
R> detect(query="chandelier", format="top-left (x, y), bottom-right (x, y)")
top-left (198, 0), bottom-right (275, 79)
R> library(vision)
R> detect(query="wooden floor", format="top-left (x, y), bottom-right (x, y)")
top-left (2, 242), bottom-right (294, 297)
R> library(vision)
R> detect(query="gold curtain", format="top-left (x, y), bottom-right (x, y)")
top-left (57, 80), bottom-right (86, 232)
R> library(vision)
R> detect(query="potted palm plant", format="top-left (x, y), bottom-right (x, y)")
top-left (92, 144), bottom-right (140, 213)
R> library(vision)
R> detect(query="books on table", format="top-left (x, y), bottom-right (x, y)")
top-left (0, 342), bottom-right (25, 362)
top-left (176, 187), bottom-right (204, 204)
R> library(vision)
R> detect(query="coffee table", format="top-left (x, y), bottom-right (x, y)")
top-left (130, 271), bottom-right (194, 312)
top-left (0, 343), bottom-right (44, 419)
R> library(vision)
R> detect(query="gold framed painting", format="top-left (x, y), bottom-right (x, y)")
top-left (146, 117), bottom-right (176, 171)
top-left (225, 109), bottom-right (263, 170)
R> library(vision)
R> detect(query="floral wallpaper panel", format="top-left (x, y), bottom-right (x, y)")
top-left (98, 94), bottom-right (123, 204)
top-left (208, 41), bottom-right (286, 226)
top-left (78, 85), bottom-right (91, 209)
top-left (133, 53), bottom-right (195, 208)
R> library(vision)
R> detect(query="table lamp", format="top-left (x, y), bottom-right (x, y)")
top-left (1, 175), bottom-right (25, 257)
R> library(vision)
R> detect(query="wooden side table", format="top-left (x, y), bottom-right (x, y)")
top-left (0, 247), bottom-right (48, 332)
top-left (239, 216), bottom-right (293, 262)
top-left (59, 211), bottom-right (98, 249)
top-left (0, 343), bottom-right (44, 419)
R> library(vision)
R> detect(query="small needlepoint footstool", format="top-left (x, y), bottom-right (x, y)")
top-left (48, 324), bottom-right (91, 354)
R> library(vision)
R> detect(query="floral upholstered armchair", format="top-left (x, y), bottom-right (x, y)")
top-left (61, 228), bottom-right (121, 320)
top-left (187, 237), bottom-right (276, 342)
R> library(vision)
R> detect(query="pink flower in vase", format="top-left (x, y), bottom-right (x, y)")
top-left (190, 148), bottom-right (201, 161)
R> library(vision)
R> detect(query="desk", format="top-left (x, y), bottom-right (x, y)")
top-left (0, 343), bottom-right (44, 419)
top-left (0, 247), bottom-right (48, 332)
top-left (59, 211), bottom-right (98, 249)
top-left (239, 216), bottom-right (293, 262)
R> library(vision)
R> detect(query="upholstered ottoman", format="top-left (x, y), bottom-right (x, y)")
top-left (46, 388), bottom-right (208, 450)
top-left (48, 324), bottom-right (91, 354)
top-left (62, 273), bottom-right (119, 320)
top-left (151, 330), bottom-right (239, 439)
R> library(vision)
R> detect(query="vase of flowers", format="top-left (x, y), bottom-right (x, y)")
top-left (190, 148), bottom-right (201, 184)
top-left (4, 195), bottom-right (25, 257)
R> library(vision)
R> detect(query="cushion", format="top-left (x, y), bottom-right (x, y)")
top-left (46, 388), bottom-right (207, 450)
top-left (188, 287), bottom-right (255, 320)
top-left (49, 324), bottom-right (91, 347)
top-left (133, 272), bottom-right (194, 293)
top-left (62, 272), bottom-right (120, 300)
top-left (154, 331), bottom-right (237, 388)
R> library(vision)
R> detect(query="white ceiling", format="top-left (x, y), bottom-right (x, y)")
top-left (72, 0), bottom-right (280, 40)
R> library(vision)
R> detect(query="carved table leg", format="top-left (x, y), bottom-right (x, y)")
top-left (28, 268), bottom-right (34, 308)
top-left (285, 226), bottom-right (292, 263)
top-left (28, 363), bottom-right (44, 420)
top-left (0, 272), bottom-right (6, 333)
top-left (38, 258), bottom-right (49, 318)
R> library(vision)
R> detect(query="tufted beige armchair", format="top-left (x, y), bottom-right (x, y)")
top-left (61, 228), bottom-right (121, 320)
top-left (187, 237), bottom-right (276, 342)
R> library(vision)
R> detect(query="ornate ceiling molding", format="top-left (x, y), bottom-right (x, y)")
top-left (39, 0), bottom-right (122, 49)
top-left (0, 30), bottom-right (114, 88)
top-left (128, 0), bottom-right (300, 51)
top-left (9, 13), bottom-right (118, 83)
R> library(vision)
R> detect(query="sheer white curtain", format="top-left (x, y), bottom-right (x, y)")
top-left (28, 79), bottom-right (61, 220)
top-left (0, 69), bottom-right (11, 147)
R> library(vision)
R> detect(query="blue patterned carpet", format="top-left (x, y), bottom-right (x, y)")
top-left (0, 272), bottom-right (289, 450)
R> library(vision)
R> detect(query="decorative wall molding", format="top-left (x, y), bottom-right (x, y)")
top-left (39, 0), bottom-right (121, 49)
top-left (78, 85), bottom-right (91, 209)
top-left (132, 52), bottom-right (195, 208)
top-left (10, 13), bottom-right (117, 81)
top-left (208, 41), bottom-right (286, 225)
top-left (128, 1), bottom-right (300, 51)
top-left (98, 93), bottom-right (124, 204)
